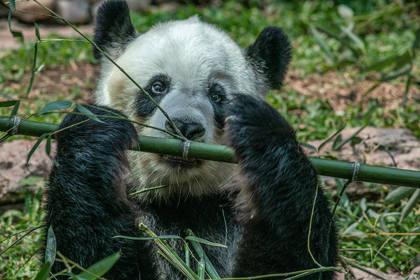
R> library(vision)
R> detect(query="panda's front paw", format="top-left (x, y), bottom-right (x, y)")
top-left (57, 104), bottom-right (138, 152)
top-left (225, 94), bottom-right (296, 160)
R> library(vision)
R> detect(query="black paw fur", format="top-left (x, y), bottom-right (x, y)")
top-left (225, 94), bottom-right (296, 161)
top-left (57, 105), bottom-right (137, 154)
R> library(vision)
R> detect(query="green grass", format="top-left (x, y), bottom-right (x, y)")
top-left (1, 0), bottom-right (420, 279)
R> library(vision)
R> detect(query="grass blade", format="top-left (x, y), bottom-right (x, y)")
top-left (340, 26), bottom-right (366, 54)
top-left (333, 123), bottom-right (367, 151)
top-left (362, 55), bottom-right (399, 72)
top-left (310, 25), bottom-right (335, 65)
top-left (186, 229), bottom-right (221, 279)
top-left (34, 262), bottom-right (51, 280)
top-left (185, 236), bottom-right (227, 248)
top-left (381, 63), bottom-right (412, 81)
top-left (27, 133), bottom-right (48, 164)
top-left (8, 12), bottom-right (23, 41)
top-left (76, 251), bottom-right (122, 280)
top-left (26, 43), bottom-right (38, 97)
top-left (399, 189), bottom-right (420, 224)
top-left (318, 122), bottom-right (347, 154)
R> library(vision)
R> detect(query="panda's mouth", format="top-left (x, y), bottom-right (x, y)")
top-left (161, 154), bottom-right (203, 167)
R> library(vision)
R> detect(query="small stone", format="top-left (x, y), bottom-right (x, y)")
top-left (11, 0), bottom-right (54, 23)
top-left (56, 0), bottom-right (91, 24)
top-left (125, 0), bottom-right (151, 13)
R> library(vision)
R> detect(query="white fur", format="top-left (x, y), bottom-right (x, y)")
top-left (94, 17), bottom-right (266, 202)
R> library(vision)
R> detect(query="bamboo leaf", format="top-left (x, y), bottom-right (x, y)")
top-left (399, 189), bottom-right (420, 223)
top-left (76, 104), bottom-right (105, 123)
top-left (0, 100), bottom-right (18, 108)
top-left (186, 229), bottom-right (221, 279)
top-left (113, 235), bottom-right (182, 241)
top-left (18, 176), bottom-right (43, 187)
top-left (315, 25), bottom-right (360, 58)
top-left (8, 12), bottom-right (23, 41)
top-left (185, 236), bottom-right (227, 248)
top-left (381, 63), bottom-right (412, 81)
top-left (27, 133), bottom-right (48, 164)
top-left (374, 250), bottom-right (399, 272)
top-left (198, 258), bottom-right (205, 279)
top-left (310, 25), bottom-right (335, 65)
top-left (34, 262), bottom-right (51, 280)
top-left (9, 0), bottom-right (16, 11)
top-left (340, 26), bottom-right (365, 53)
top-left (360, 198), bottom-right (367, 212)
top-left (362, 55), bottom-right (399, 72)
top-left (76, 251), bottom-right (122, 280)
top-left (38, 101), bottom-right (72, 115)
top-left (26, 43), bottom-right (38, 97)
top-left (392, 50), bottom-right (412, 71)
top-left (300, 142), bottom-right (317, 151)
top-left (46, 134), bottom-right (52, 155)
top-left (10, 100), bottom-right (20, 117)
top-left (35, 63), bottom-right (45, 74)
top-left (45, 226), bottom-right (56, 265)
top-left (0, 91), bottom-right (15, 100)
top-left (34, 22), bottom-right (41, 40)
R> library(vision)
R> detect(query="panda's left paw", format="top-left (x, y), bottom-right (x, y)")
top-left (225, 94), bottom-right (296, 159)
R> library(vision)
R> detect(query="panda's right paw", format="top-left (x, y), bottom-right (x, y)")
top-left (57, 104), bottom-right (138, 152)
top-left (224, 95), bottom-right (296, 162)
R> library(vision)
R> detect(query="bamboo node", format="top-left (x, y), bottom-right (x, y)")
top-left (352, 162), bottom-right (361, 182)
top-left (183, 140), bottom-right (191, 159)
top-left (10, 117), bottom-right (21, 136)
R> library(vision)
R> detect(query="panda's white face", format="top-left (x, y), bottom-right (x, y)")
top-left (93, 18), bottom-right (258, 201)
top-left (93, 12), bottom-right (290, 201)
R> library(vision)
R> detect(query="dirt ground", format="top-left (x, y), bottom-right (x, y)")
top-left (1, 17), bottom-right (420, 280)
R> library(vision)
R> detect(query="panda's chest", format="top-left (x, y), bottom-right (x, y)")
top-left (139, 195), bottom-right (237, 279)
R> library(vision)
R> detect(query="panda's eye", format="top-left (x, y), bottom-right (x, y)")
top-left (208, 84), bottom-right (225, 104)
top-left (151, 82), bottom-right (166, 94)
top-left (211, 93), bottom-right (222, 103)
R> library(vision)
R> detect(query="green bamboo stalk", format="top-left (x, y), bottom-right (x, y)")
top-left (1, 117), bottom-right (420, 189)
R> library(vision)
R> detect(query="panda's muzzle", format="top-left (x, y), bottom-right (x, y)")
top-left (165, 119), bottom-right (205, 141)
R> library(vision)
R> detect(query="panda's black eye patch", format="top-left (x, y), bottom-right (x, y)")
top-left (136, 74), bottom-right (171, 117)
top-left (208, 83), bottom-right (226, 104)
top-left (208, 83), bottom-right (227, 129)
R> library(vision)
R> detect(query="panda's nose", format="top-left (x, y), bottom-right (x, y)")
top-left (165, 119), bottom-right (205, 140)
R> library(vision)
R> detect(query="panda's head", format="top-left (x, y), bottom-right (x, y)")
top-left (93, 0), bottom-right (292, 201)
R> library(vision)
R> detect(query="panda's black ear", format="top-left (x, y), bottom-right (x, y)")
top-left (245, 27), bottom-right (292, 90)
top-left (93, 0), bottom-right (138, 60)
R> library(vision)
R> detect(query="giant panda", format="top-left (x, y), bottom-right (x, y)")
top-left (43, 0), bottom-right (338, 279)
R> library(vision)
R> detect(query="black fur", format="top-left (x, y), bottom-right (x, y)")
top-left (225, 95), bottom-right (338, 278)
top-left (43, 2), bottom-right (338, 278)
top-left (44, 97), bottom-right (338, 279)
top-left (93, 0), bottom-right (137, 59)
top-left (43, 106), bottom-right (147, 278)
top-left (246, 27), bottom-right (292, 89)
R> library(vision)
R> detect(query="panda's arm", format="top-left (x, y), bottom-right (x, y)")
top-left (226, 95), bottom-right (338, 279)
top-left (43, 106), bottom-right (144, 279)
